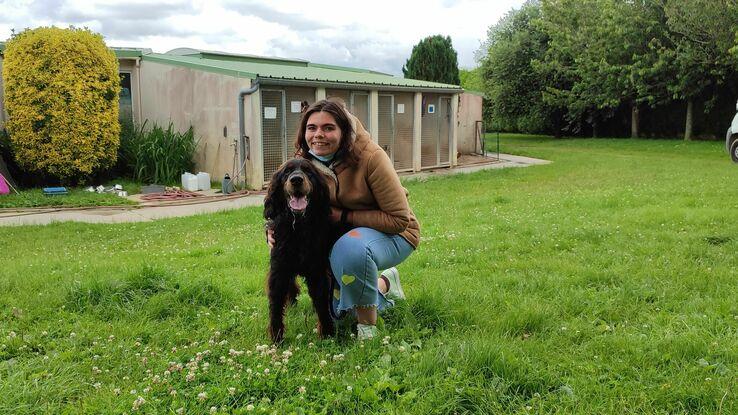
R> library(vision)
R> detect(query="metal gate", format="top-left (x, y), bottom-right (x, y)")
top-left (420, 94), bottom-right (451, 168)
top-left (393, 92), bottom-right (414, 171)
top-left (262, 89), bottom-right (286, 181)
top-left (378, 94), bottom-right (395, 161)
top-left (439, 97), bottom-right (451, 165)
top-left (262, 87), bottom-right (315, 181)
top-left (326, 89), bottom-right (350, 103)
top-left (326, 89), bottom-right (370, 131)
top-left (420, 94), bottom-right (438, 168)
top-left (350, 92), bottom-right (370, 131)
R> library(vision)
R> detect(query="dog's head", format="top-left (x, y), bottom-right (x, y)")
top-left (264, 158), bottom-right (329, 219)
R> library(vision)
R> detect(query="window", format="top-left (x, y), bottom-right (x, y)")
top-left (119, 72), bottom-right (133, 122)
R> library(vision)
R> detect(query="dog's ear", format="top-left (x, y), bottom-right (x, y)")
top-left (264, 166), bottom-right (287, 220)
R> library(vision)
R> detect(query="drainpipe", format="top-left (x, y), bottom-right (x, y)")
top-left (134, 57), bottom-right (142, 125)
top-left (238, 79), bottom-right (260, 182)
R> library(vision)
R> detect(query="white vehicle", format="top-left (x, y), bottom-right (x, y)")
top-left (726, 100), bottom-right (738, 162)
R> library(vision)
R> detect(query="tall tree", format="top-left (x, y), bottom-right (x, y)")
top-left (610, 0), bottom-right (672, 138)
top-left (538, 0), bottom-right (667, 137)
top-left (662, 0), bottom-right (738, 140)
top-left (459, 67), bottom-right (484, 92)
top-left (403, 35), bottom-right (461, 85)
top-left (479, 1), bottom-right (563, 134)
top-left (538, 0), bottom-right (610, 136)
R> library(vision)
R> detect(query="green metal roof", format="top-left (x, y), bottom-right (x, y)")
top-left (141, 52), bottom-right (463, 92)
top-left (168, 48), bottom-right (309, 67)
top-left (308, 62), bottom-right (391, 76)
top-left (112, 47), bottom-right (151, 59)
top-left (167, 48), bottom-right (393, 76)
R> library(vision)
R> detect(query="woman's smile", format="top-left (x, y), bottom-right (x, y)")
top-left (306, 111), bottom-right (342, 156)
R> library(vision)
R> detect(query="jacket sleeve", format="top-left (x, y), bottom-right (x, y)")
top-left (347, 149), bottom-right (410, 233)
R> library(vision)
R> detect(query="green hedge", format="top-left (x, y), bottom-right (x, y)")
top-left (2, 26), bottom-right (120, 180)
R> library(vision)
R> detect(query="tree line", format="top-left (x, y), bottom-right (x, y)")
top-left (472, 0), bottom-right (738, 139)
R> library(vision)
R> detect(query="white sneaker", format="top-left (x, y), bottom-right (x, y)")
top-left (381, 267), bottom-right (405, 301)
top-left (356, 323), bottom-right (377, 340)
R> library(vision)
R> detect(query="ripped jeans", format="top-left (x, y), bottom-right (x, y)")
top-left (329, 227), bottom-right (414, 319)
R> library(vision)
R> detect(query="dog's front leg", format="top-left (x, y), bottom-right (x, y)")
top-left (267, 270), bottom-right (294, 344)
top-left (306, 271), bottom-right (336, 338)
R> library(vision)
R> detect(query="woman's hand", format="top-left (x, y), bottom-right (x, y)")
top-left (329, 207), bottom-right (343, 224)
top-left (266, 228), bottom-right (275, 248)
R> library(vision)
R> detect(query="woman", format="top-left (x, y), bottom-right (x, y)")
top-left (267, 99), bottom-right (420, 340)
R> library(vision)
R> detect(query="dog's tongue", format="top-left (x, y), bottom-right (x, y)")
top-left (289, 196), bottom-right (307, 211)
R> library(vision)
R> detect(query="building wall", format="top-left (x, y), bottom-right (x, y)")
top-left (138, 60), bottom-right (252, 184)
top-left (136, 60), bottom-right (474, 188)
top-left (457, 92), bottom-right (483, 154)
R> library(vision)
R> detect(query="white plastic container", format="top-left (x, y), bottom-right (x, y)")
top-left (196, 172), bottom-right (211, 191)
top-left (181, 172), bottom-right (199, 191)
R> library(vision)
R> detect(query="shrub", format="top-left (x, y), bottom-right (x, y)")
top-left (2, 26), bottom-right (120, 181)
top-left (110, 117), bottom-right (137, 178)
top-left (127, 120), bottom-right (197, 184)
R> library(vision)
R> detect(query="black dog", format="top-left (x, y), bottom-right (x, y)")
top-left (263, 158), bottom-right (336, 343)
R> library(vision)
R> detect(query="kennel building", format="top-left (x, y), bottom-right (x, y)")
top-left (0, 44), bottom-right (483, 189)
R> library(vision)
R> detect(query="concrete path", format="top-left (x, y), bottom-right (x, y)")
top-left (0, 153), bottom-right (549, 227)
top-left (402, 152), bottom-right (550, 180)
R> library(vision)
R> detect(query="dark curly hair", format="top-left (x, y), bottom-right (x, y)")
top-left (294, 99), bottom-right (358, 166)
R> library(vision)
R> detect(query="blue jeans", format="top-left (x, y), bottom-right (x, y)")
top-left (329, 227), bottom-right (414, 319)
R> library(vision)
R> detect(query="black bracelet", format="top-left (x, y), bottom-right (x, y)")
top-left (340, 209), bottom-right (349, 224)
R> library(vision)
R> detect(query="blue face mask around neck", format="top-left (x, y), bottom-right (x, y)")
top-left (308, 149), bottom-right (335, 162)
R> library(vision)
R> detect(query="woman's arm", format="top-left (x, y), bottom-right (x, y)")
top-left (346, 149), bottom-right (410, 233)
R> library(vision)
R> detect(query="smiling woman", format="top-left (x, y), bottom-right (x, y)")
top-left (305, 111), bottom-right (341, 157)
top-left (294, 99), bottom-right (358, 167)
top-left (266, 99), bottom-right (420, 340)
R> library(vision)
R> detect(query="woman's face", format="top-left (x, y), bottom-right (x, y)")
top-left (305, 111), bottom-right (342, 156)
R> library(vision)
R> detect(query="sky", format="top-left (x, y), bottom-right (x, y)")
top-left (0, 0), bottom-right (524, 76)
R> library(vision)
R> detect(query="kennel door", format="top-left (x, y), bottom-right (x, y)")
top-left (421, 93), bottom-right (440, 168)
top-left (393, 92), bottom-right (414, 172)
top-left (350, 92), bottom-right (370, 132)
top-left (439, 96), bottom-right (452, 165)
top-left (261, 89), bottom-right (286, 181)
top-left (378, 94), bottom-right (395, 162)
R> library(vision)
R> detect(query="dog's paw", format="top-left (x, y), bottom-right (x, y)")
top-left (316, 321), bottom-right (336, 338)
top-left (268, 325), bottom-right (285, 344)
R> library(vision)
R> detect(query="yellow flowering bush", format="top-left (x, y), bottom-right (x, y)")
top-left (2, 26), bottom-right (120, 179)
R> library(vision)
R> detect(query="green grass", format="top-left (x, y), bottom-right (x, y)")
top-left (2, 135), bottom-right (738, 414)
top-left (0, 180), bottom-right (140, 209)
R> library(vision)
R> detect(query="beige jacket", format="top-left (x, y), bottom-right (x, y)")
top-left (309, 118), bottom-right (420, 248)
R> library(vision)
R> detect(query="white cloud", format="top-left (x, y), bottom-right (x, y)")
top-left (0, 0), bottom-right (524, 75)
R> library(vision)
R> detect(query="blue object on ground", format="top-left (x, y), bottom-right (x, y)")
top-left (43, 187), bottom-right (69, 195)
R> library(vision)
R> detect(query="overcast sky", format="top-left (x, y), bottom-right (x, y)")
top-left (0, 0), bottom-right (524, 76)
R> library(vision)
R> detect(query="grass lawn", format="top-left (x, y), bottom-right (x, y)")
top-left (2, 135), bottom-right (738, 414)
top-left (0, 180), bottom-right (141, 209)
